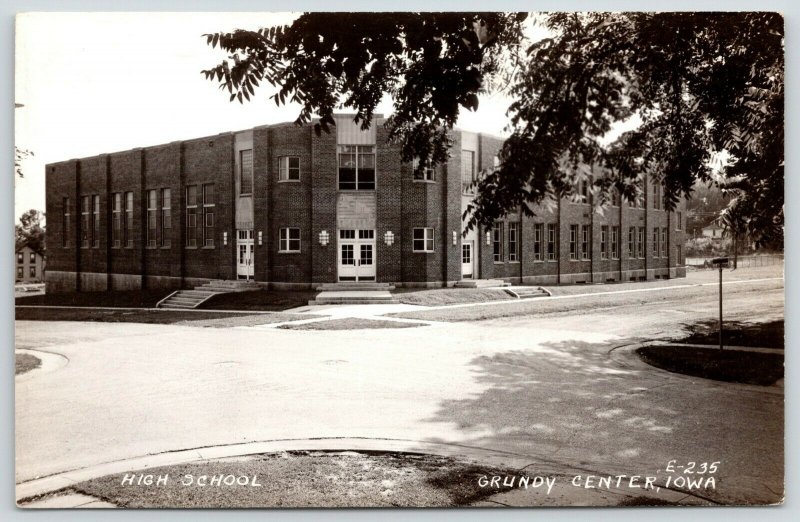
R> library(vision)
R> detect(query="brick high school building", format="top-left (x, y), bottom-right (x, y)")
top-left (44, 115), bottom-right (687, 293)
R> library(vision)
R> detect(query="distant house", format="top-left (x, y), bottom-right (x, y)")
top-left (15, 244), bottom-right (45, 283)
top-left (702, 222), bottom-right (725, 239)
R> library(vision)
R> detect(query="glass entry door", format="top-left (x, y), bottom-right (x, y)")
top-left (338, 229), bottom-right (376, 281)
top-left (237, 229), bottom-right (254, 280)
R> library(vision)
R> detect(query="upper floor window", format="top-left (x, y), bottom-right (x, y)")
top-left (62, 197), bottom-right (71, 248)
top-left (92, 195), bottom-right (100, 248)
top-left (161, 188), bottom-right (171, 247)
top-left (577, 179), bottom-right (592, 204)
top-left (240, 149), bottom-right (253, 194)
top-left (338, 145), bottom-right (375, 190)
top-left (412, 158), bottom-right (435, 182)
top-left (413, 227), bottom-right (435, 253)
top-left (16, 253), bottom-right (23, 265)
top-left (653, 183), bottom-right (662, 210)
top-left (676, 211), bottom-right (683, 230)
top-left (112, 193), bottom-right (122, 248)
top-left (124, 192), bottom-right (134, 248)
top-left (30, 252), bottom-right (36, 264)
top-left (461, 150), bottom-right (475, 194)
top-left (146, 190), bottom-right (158, 248)
top-left (611, 188), bottom-right (621, 207)
top-left (81, 195), bottom-right (90, 248)
top-left (279, 156), bottom-right (300, 182)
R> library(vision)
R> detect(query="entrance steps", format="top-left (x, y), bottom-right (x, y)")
top-left (315, 282), bottom-right (395, 291)
top-left (454, 279), bottom-right (511, 288)
top-left (157, 279), bottom-right (261, 309)
top-left (504, 286), bottom-right (550, 299)
top-left (309, 283), bottom-right (398, 305)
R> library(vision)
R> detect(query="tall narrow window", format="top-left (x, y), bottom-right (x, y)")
top-left (661, 228), bottom-right (668, 258)
top-left (638, 227), bottom-right (646, 258)
top-left (125, 192), bottom-right (134, 248)
top-left (186, 185), bottom-right (198, 247)
top-left (337, 145), bottom-right (375, 190)
top-left (240, 149), bottom-right (253, 193)
top-left (676, 211), bottom-right (683, 230)
top-left (533, 223), bottom-right (543, 261)
top-left (578, 179), bottom-right (592, 204)
top-left (161, 188), bottom-right (171, 247)
top-left (412, 158), bottom-right (435, 181)
top-left (146, 189), bottom-right (157, 247)
top-left (653, 227), bottom-right (659, 257)
top-left (653, 183), bottom-right (662, 210)
top-left (81, 195), bottom-right (90, 248)
top-left (628, 227), bottom-right (635, 258)
top-left (17, 253), bottom-right (23, 265)
top-left (412, 228), bottom-right (435, 253)
top-left (92, 195), bottom-right (100, 248)
top-left (547, 224), bottom-right (557, 261)
top-left (279, 156), bottom-right (300, 181)
top-left (112, 193), bottom-right (121, 247)
top-left (461, 150), bottom-right (475, 194)
top-left (203, 184), bottom-right (215, 247)
top-left (611, 226), bottom-right (620, 260)
top-left (493, 223), bottom-right (504, 262)
top-left (600, 226), bottom-right (608, 259)
top-left (508, 223), bottom-right (519, 262)
top-left (581, 225), bottom-right (590, 260)
top-left (63, 197), bottom-right (71, 247)
top-left (677, 245), bottom-right (683, 265)
top-left (611, 188), bottom-right (621, 207)
top-left (279, 227), bottom-right (301, 252)
top-left (569, 225), bottom-right (578, 260)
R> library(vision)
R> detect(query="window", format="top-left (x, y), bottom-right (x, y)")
top-left (92, 195), bottom-right (100, 248)
top-left (186, 185), bottom-right (198, 247)
top-left (339, 229), bottom-right (355, 240)
top-left (17, 267), bottom-right (23, 279)
top-left (161, 188), bottom-right (171, 247)
top-left (653, 183), bottom-right (662, 210)
top-left (569, 225), bottom-right (578, 260)
top-left (628, 227), bottom-right (636, 258)
top-left (533, 223), bottom-right (543, 261)
top-left (508, 223), bottom-right (519, 262)
top-left (653, 227), bottom-right (659, 257)
top-left (240, 149), bottom-right (254, 193)
top-left (492, 223), bottom-right (504, 262)
top-left (112, 193), bottom-right (121, 248)
top-left (661, 228), bottom-right (668, 258)
top-left (611, 188), bottom-right (621, 207)
top-left (413, 228), bottom-right (435, 253)
top-left (30, 252), bottom-right (35, 264)
top-left (581, 225), bottom-right (590, 260)
top-left (412, 158), bottom-right (435, 182)
top-left (600, 226), bottom-right (608, 259)
top-left (124, 192), bottom-right (134, 248)
top-left (63, 197), bottom-right (71, 247)
top-left (676, 211), bottom-right (683, 230)
top-left (16, 253), bottom-right (23, 265)
top-left (547, 224), bottom-right (557, 261)
top-left (81, 195), bottom-right (90, 248)
top-left (279, 156), bottom-right (300, 182)
top-left (358, 229), bottom-right (374, 240)
top-left (638, 227), bottom-right (646, 258)
top-left (677, 245), bottom-right (683, 265)
top-left (461, 150), bottom-right (475, 194)
top-left (634, 187), bottom-right (645, 208)
top-left (29, 266), bottom-right (36, 278)
top-left (203, 184), bottom-right (215, 247)
top-left (279, 227), bottom-right (301, 252)
top-left (578, 179), bottom-right (592, 204)
top-left (147, 190), bottom-right (157, 247)
top-left (611, 226), bottom-right (620, 259)
top-left (338, 145), bottom-right (375, 190)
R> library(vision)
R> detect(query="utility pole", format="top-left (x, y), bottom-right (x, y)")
top-left (711, 257), bottom-right (729, 351)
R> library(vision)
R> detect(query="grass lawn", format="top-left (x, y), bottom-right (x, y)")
top-left (678, 319), bottom-right (783, 349)
top-left (15, 353), bottom-right (41, 375)
top-left (65, 451), bottom-right (531, 508)
top-left (636, 345), bottom-right (784, 386)
top-left (393, 288), bottom-right (513, 306)
top-left (199, 289), bottom-right (317, 311)
top-left (15, 289), bottom-right (171, 308)
top-left (15, 308), bottom-right (258, 325)
top-left (278, 318), bottom-right (425, 330)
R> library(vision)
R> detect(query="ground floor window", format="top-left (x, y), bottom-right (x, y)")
top-left (17, 267), bottom-right (23, 279)
top-left (628, 227), bottom-right (635, 258)
top-left (29, 266), bottom-right (36, 278)
top-left (611, 226), bottom-right (619, 259)
top-left (653, 227), bottom-right (659, 257)
top-left (600, 226), bottom-right (608, 259)
top-left (569, 224), bottom-right (578, 260)
top-left (492, 223), bottom-right (504, 262)
top-left (508, 222), bottom-right (519, 262)
top-left (638, 227), bottom-right (646, 258)
top-left (413, 227), bottom-right (435, 252)
top-left (533, 223), bottom-right (543, 261)
top-left (547, 224), bottom-right (557, 261)
top-left (581, 225), bottom-right (590, 260)
top-left (661, 227), bottom-right (668, 258)
top-left (279, 227), bottom-right (301, 252)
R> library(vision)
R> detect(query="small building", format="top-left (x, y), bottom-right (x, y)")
top-left (702, 222), bottom-right (725, 239)
top-left (44, 115), bottom-right (687, 293)
top-left (15, 244), bottom-right (45, 283)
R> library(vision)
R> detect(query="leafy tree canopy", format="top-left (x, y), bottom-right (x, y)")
top-left (16, 209), bottom-right (45, 253)
top-left (202, 12), bottom-right (783, 246)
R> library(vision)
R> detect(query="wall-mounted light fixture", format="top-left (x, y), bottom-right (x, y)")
top-left (486, 231), bottom-right (491, 246)
top-left (452, 231), bottom-right (458, 245)
top-left (319, 230), bottom-right (330, 246)
top-left (384, 231), bottom-right (395, 246)
top-left (223, 231), bottom-right (228, 246)
top-left (258, 231), bottom-right (263, 246)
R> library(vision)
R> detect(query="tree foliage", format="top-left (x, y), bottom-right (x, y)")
top-left (16, 209), bottom-right (45, 253)
top-left (202, 12), bottom-right (783, 245)
top-left (15, 147), bottom-right (34, 178)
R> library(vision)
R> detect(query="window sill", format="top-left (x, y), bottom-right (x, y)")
top-left (508, 261), bottom-right (520, 264)
top-left (338, 189), bottom-right (376, 192)
top-left (412, 250), bottom-right (435, 254)
top-left (413, 179), bottom-right (436, 184)
top-left (278, 250), bottom-right (302, 254)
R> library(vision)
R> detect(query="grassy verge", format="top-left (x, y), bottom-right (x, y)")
top-left (15, 289), bottom-right (171, 308)
top-left (15, 308), bottom-right (257, 325)
top-left (393, 288), bottom-right (513, 306)
top-left (199, 289), bottom-right (317, 311)
top-left (636, 345), bottom-right (783, 386)
top-left (278, 318), bottom-right (425, 330)
top-left (678, 320), bottom-right (783, 349)
top-left (66, 451), bottom-right (530, 508)
top-left (15, 353), bottom-right (41, 375)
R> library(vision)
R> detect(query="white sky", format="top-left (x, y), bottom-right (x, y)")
top-left (14, 12), bottom-right (537, 222)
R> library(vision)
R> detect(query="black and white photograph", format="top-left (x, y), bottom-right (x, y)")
top-left (12, 8), bottom-right (785, 510)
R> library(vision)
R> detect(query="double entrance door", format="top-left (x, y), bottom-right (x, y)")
top-left (338, 229), bottom-right (376, 281)
top-left (237, 229), bottom-right (254, 280)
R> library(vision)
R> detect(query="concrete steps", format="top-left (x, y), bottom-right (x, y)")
top-left (454, 279), bottom-right (510, 288)
top-left (315, 282), bottom-right (395, 291)
top-left (308, 290), bottom-right (398, 306)
top-left (157, 279), bottom-right (261, 309)
top-left (504, 286), bottom-right (550, 299)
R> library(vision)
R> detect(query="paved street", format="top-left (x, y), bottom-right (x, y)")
top-left (15, 267), bottom-right (784, 504)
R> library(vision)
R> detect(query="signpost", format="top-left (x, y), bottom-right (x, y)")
top-left (711, 257), bottom-right (729, 351)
